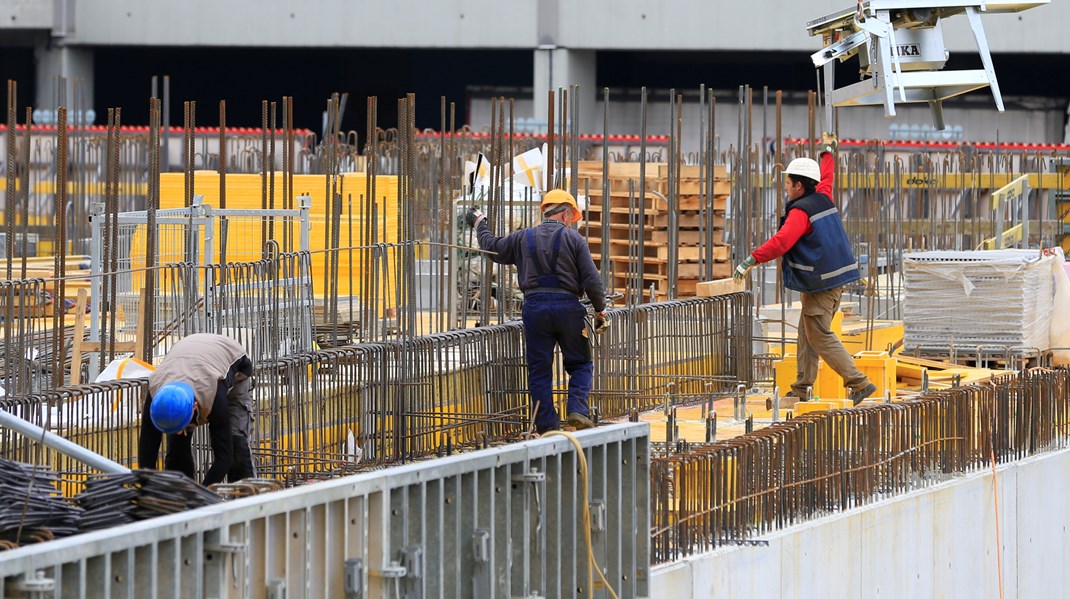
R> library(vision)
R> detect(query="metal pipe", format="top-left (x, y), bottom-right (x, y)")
top-left (0, 409), bottom-right (130, 474)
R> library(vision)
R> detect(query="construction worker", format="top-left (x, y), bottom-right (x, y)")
top-left (137, 333), bottom-right (256, 486)
top-left (734, 133), bottom-right (877, 406)
top-left (466, 189), bottom-right (607, 434)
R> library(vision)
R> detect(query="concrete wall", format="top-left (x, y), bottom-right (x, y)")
top-left (469, 93), bottom-right (1068, 147)
top-left (650, 446), bottom-right (1070, 598)
top-left (3, 0), bottom-right (1063, 54)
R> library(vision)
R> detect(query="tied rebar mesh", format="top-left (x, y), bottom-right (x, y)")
top-left (649, 367), bottom-right (1070, 564)
top-left (0, 294), bottom-right (753, 488)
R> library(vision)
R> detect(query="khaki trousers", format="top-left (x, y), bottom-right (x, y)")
top-left (792, 286), bottom-right (870, 397)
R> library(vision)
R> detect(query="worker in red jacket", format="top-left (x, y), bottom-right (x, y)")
top-left (735, 133), bottom-right (876, 406)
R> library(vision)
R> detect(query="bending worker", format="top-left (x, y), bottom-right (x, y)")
top-left (138, 333), bottom-right (256, 485)
top-left (466, 189), bottom-right (606, 434)
top-left (734, 133), bottom-right (877, 406)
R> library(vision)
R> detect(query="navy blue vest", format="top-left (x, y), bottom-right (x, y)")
top-left (780, 192), bottom-right (861, 293)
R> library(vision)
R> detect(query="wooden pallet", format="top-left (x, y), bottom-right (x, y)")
top-left (575, 160), bottom-right (733, 301)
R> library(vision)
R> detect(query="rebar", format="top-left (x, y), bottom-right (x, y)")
top-left (649, 368), bottom-right (1070, 564)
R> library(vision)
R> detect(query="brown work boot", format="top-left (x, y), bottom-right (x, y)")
top-left (850, 383), bottom-right (878, 406)
top-left (566, 412), bottom-right (595, 430)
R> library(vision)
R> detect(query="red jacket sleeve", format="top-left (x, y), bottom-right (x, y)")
top-left (816, 150), bottom-right (834, 201)
top-left (751, 208), bottom-right (810, 264)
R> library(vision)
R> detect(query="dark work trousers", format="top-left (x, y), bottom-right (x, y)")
top-left (138, 389), bottom-right (231, 485)
top-left (225, 375), bottom-right (256, 482)
top-left (522, 293), bottom-right (593, 430)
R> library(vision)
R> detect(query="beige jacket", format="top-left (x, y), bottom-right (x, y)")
top-left (148, 333), bottom-right (248, 426)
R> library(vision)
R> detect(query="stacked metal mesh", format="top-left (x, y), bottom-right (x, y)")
top-left (903, 250), bottom-right (1054, 352)
top-left (0, 458), bottom-right (82, 548)
top-left (75, 470), bottom-right (222, 533)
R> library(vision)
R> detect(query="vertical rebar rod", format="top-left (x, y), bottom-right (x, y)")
top-left (546, 89), bottom-right (554, 192)
top-left (51, 106), bottom-right (68, 388)
top-left (145, 97), bottom-right (160, 363)
top-left (5, 80), bottom-right (15, 280)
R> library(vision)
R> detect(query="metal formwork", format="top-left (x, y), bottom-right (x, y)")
top-left (0, 423), bottom-right (650, 599)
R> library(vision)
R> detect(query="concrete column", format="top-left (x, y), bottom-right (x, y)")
top-left (33, 42), bottom-right (94, 125)
top-left (533, 48), bottom-right (597, 136)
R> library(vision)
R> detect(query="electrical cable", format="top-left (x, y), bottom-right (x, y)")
top-left (988, 423), bottom-right (1005, 599)
top-left (543, 430), bottom-right (620, 599)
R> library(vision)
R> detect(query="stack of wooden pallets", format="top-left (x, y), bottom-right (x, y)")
top-left (577, 161), bottom-right (732, 301)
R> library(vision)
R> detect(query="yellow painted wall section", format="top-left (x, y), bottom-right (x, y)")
top-left (156, 172), bottom-right (400, 302)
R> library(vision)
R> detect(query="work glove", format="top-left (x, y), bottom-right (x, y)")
top-left (733, 255), bottom-right (756, 281)
top-left (821, 131), bottom-right (838, 153)
top-left (593, 311), bottom-right (610, 334)
top-left (464, 208), bottom-right (486, 228)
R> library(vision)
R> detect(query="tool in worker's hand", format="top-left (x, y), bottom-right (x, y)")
top-left (734, 255), bottom-right (756, 281)
top-left (465, 207), bottom-right (486, 228)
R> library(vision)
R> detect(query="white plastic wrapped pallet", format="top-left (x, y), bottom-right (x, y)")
top-left (903, 249), bottom-right (1054, 353)
top-left (1049, 249), bottom-right (1070, 365)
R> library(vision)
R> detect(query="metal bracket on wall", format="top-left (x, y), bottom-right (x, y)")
top-left (344, 558), bottom-right (364, 598)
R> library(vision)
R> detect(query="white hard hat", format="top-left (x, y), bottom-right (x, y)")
top-left (784, 158), bottom-right (820, 184)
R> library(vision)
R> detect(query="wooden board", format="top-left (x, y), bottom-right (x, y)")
top-left (696, 278), bottom-right (746, 297)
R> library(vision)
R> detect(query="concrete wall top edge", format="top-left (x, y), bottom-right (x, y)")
top-left (651, 445), bottom-right (1070, 578)
top-left (0, 0), bottom-right (52, 30)
top-left (56, 0), bottom-right (1068, 54)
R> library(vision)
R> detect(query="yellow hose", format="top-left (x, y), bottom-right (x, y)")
top-left (544, 430), bottom-right (620, 599)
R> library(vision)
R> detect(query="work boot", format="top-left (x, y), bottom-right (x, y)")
top-left (566, 412), bottom-right (595, 430)
top-left (850, 383), bottom-right (878, 406)
top-left (536, 422), bottom-right (561, 436)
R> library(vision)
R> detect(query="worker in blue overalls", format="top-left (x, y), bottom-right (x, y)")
top-left (467, 189), bottom-right (607, 434)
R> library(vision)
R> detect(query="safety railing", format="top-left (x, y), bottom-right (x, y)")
top-left (649, 367), bottom-right (1070, 564)
top-left (0, 423), bottom-right (650, 599)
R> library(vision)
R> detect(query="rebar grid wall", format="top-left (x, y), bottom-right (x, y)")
top-left (2, 88), bottom-right (1069, 393)
top-left (0, 424), bottom-right (651, 599)
top-left (649, 368), bottom-right (1070, 565)
top-left (0, 126), bottom-right (315, 252)
top-left (0, 293), bottom-right (751, 488)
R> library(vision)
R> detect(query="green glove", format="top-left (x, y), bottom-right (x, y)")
top-left (821, 131), bottom-right (838, 154)
top-left (593, 312), bottom-right (610, 334)
top-left (734, 256), bottom-right (756, 281)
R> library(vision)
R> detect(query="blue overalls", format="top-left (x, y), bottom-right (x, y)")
top-left (521, 226), bottom-right (593, 432)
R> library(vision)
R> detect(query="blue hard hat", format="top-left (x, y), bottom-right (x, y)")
top-left (150, 381), bottom-right (196, 434)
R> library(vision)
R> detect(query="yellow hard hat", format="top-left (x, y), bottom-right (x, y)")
top-left (540, 189), bottom-right (583, 224)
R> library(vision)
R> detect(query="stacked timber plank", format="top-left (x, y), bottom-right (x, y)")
top-left (577, 161), bottom-right (732, 301)
top-left (0, 256), bottom-right (92, 318)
